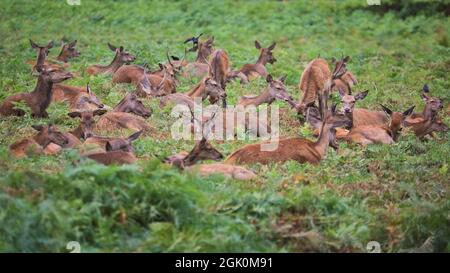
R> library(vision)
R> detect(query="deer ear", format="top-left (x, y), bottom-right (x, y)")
top-left (403, 106), bottom-right (415, 116)
top-left (119, 46), bottom-right (124, 52)
top-left (67, 111), bottom-right (82, 118)
top-left (355, 90), bottom-right (369, 101)
top-left (69, 40), bottom-right (77, 48)
top-left (268, 42), bottom-right (276, 51)
top-left (420, 93), bottom-right (429, 102)
top-left (171, 55), bottom-right (180, 61)
top-left (255, 40), bottom-right (262, 49)
top-left (47, 41), bottom-right (54, 49)
top-left (30, 39), bottom-right (39, 49)
top-left (31, 125), bottom-right (44, 131)
top-left (331, 57), bottom-right (337, 64)
top-left (105, 142), bottom-right (113, 152)
top-left (343, 56), bottom-right (351, 63)
top-left (127, 130), bottom-right (143, 142)
top-left (107, 43), bottom-right (117, 52)
top-left (338, 87), bottom-right (346, 98)
top-left (380, 104), bottom-right (392, 116)
top-left (158, 63), bottom-right (164, 70)
top-left (266, 74), bottom-right (273, 83)
top-left (93, 109), bottom-right (107, 116)
top-left (279, 75), bottom-right (287, 83)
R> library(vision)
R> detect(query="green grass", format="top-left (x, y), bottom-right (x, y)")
top-left (0, 0), bottom-right (449, 252)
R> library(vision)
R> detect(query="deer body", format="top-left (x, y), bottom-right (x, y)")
top-left (187, 163), bottom-right (257, 181)
top-left (86, 43), bottom-right (135, 75)
top-left (9, 125), bottom-right (68, 157)
top-left (237, 75), bottom-right (292, 107)
top-left (0, 69), bottom-right (73, 118)
top-left (52, 84), bottom-right (104, 111)
top-left (237, 41), bottom-right (276, 82)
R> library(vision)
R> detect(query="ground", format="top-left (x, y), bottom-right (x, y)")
top-left (0, 0), bottom-right (449, 252)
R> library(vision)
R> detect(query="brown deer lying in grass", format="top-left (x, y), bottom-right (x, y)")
top-left (86, 131), bottom-right (142, 165)
top-left (346, 105), bottom-right (415, 145)
top-left (404, 86), bottom-right (448, 138)
top-left (52, 83), bottom-right (104, 111)
top-left (237, 75), bottom-right (294, 107)
top-left (27, 39), bottom-right (80, 71)
top-left (9, 124), bottom-right (68, 157)
top-left (86, 43), bottom-right (136, 75)
top-left (165, 114), bottom-right (256, 180)
top-left (64, 109), bottom-right (108, 147)
top-left (233, 41), bottom-right (276, 83)
top-left (183, 36), bottom-right (215, 79)
top-left (225, 104), bottom-right (351, 165)
top-left (94, 93), bottom-right (152, 132)
top-left (0, 67), bottom-right (73, 118)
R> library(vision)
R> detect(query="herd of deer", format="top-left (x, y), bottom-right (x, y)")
top-left (1, 35), bottom-right (448, 181)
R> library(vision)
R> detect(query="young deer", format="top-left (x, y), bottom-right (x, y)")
top-left (64, 109), bottom-right (108, 147)
top-left (298, 56), bottom-right (356, 114)
top-left (27, 39), bottom-right (80, 71)
top-left (94, 93), bottom-right (152, 132)
top-left (86, 131), bottom-right (142, 165)
top-left (9, 124), bottom-right (68, 157)
top-left (52, 83), bottom-right (104, 111)
top-left (346, 105), bottom-right (415, 145)
top-left (183, 36), bottom-right (215, 79)
top-left (237, 75), bottom-right (294, 107)
top-left (86, 43), bottom-right (136, 75)
top-left (225, 104), bottom-right (350, 165)
top-left (56, 39), bottom-right (80, 63)
top-left (0, 67), bottom-right (73, 118)
top-left (236, 41), bottom-right (276, 82)
top-left (27, 40), bottom-right (55, 71)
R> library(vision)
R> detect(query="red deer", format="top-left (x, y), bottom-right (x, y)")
top-left (237, 75), bottom-right (294, 107)
top-left (9, 124), bottom-right (68, 157)
top-left (159, 77), bottom-right (225, 110)
top-left (183, 36), bottom-right (215, 79)
top-left (298, 56), bottom-right (356, 115)
top-left (235, 41), bottom-right (276, 83)
top-left (0, 67), bottom-right (73, 118)
top-left (86, 43), bottom-right (136, 75)
top-left (52, 83), bottom-right (104, 111)
top-left (225, 103), bottom-right (351, 165)
top-left (346, 105), bottom-right (415, 145)
top-left (64, 109), bottom-right (108, 147)
top-left (94, 93), bottom-right (152, 132)
top-left (85, 131), bottom-right (142, 165)
top-left (27, 39), bottom-right (80, 71)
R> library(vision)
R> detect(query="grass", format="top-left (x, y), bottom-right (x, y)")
top-left (0, 0), bottom-right (449, 252)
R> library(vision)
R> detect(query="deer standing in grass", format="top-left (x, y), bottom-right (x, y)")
top-left (9, 124), bottom-right (69, 157)
top-left (0, 67), bottom-right (73, 118)
top-left (298, 56), bottom-right (357, 115)
top-left (94, 93), bottom-right (152, 133)
top-left (86, 43), bottom-right (135, 75)
top-left (225, 103), bottom-right (350, 165)
top-left (52, 83), bottom-right (105, 111)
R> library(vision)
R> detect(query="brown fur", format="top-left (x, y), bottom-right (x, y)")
top-left (238, 41), bottom-right (276, 81)
top-left (0, 69), bottom-right (73, 118)
top-left (210, 49), bottom-right (230, 89)
top-left (86, 43), bottom-right (135, 75)
top-left (87, 151), bottom-right (137, 165)
top-left (52, 84), bottom-right (104, 111)
top-left (187, 163), bottom-right (256, 181)
top-left (238, 75), bottom-right (292, 107)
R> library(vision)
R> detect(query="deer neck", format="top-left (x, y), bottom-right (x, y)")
top-left (32, 76), bottom-right (53, 108)
top-left (256, 54), bottom-right (267, 66)
top-left (422, 107), bottom-right (437, 120)
top-left (56, 48), bottom-right (69, 63)
top-left (36, 51), bottom-right (46, 68)
top-left (241, 88), bottom-right (273, 106)
top-left (106, 53), bottom-right (124, 73)
top-left (187, 81), bottom-right (205, 98)
top-left (313, 123), bottom-right (331, 160)
top-left (70, 126), bottom-right (84, 139)
top-left (345, 111), bottom-right (354, 130)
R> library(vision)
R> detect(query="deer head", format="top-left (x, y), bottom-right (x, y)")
top-left (36, 66), bottom-right (74, 83)
top-left (68, 109), bottom-right (107, 139)
top-left (75, 83), bottom-right (104, 110)
top-left (380, 104), bottom-right (415, 141)
top-left (107, 43), bottom-right (136, 63)
top-left (57, 39), bottom-right (80, 62)
top-left (420, 84), bottom-right (444, 119)
top-left (191, 36), bottom-right (214, 62)
top-left (266, 75), bottom-right (294, 104)
top-left (203, 77), bottom-right (226, 105)
top-left (255, 40), bottom-right (277, 65)
top-left (31, 124), bottom-right (68, 148)
top-left (339, 89), bottom-right (369, 115)
top-left (30, 39), bottom-right (54, 70)
top-left (105, 131), bottom-right (143, 153)
top-left (113, 93), bottom-right (152, 118)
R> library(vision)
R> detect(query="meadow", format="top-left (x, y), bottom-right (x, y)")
top-left (0, 0), bottom-right (449, 252)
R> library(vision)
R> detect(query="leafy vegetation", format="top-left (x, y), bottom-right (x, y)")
top-left (0, 0), bottom-right (449, 252)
